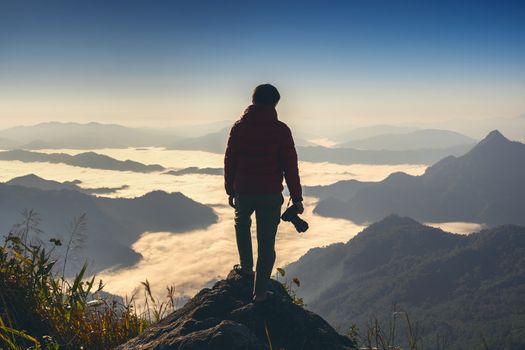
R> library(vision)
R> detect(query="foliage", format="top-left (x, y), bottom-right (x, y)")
top-left (345, 323), bottom-right (359, 347)
top-left (139, 280), bottom-right (182, 323)
top-left (275, 267), bottom-right (305, 307)
top-left (0, 213), bottom-right (151, 349)
top-left (0, 316), bottom-right (41, 350)
top-left (287, 216), bottom-right (525, 349)
top-left (350, 308), bottom-right (491, 350)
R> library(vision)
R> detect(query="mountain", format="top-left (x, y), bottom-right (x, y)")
top-left (117, 269), bottom-right (356, 350)
top-left (310, 130), bottom-right (525, 225)
top-left (0, 184), bottom-right (218, 274)
top-left (0, 137), bottom-right (18, 149)
top-left (6, 174), bottom-right (128, 195)
top-left (336, 129), bottom-right (476, 150)
top-left (285, 216), bottom-right (525, 349)
top-left (297, 143), bottom-right (472, 165)
top-left (333, 125), bottom-right (418, 143)
top-left (166, 127), bottom-right (230, 153)
top-left (171, 120), bottom-right (233, 137)
top-left (166, 126), bottom-right (321, 154)
top-left (305, 179), bottom-right (373, 202)
top-left (0, 149), bottom-right (165, 172)
top-left (164, 127), bottom-right (472, 164)
top-left (165, 167), bottom-right (223, 176)
top-left (417, 113), bottom-right (525, 142)
top-left (0, 122), bottom-right (181, 149)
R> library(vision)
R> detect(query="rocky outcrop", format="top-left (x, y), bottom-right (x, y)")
top-left (117, 269), bottom-right (356, 350)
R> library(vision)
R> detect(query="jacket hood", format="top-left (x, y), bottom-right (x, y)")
top-left (240, 104), bottom-right (278, 124)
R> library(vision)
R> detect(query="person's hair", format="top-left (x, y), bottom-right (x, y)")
top-left (252, 84), bottom-right (280, 106)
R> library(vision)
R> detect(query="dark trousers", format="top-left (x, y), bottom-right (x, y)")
top-left (234, 193), bottom-right (283, 297)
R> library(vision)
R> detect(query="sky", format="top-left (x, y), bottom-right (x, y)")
top-left (1, 0), bottom-right (524, 130)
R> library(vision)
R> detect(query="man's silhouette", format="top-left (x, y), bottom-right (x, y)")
top-left (224, 84), bottom-right (303, 302)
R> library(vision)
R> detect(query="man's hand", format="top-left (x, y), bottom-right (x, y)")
top-left (293, 201), bottom-right (304, 214)
top-left (228, 195), bottom-right (236, 209)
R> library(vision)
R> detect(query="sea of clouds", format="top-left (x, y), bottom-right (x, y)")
top-left (0, 148), bottom-right (482, 300)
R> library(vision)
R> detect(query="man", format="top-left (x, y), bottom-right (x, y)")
top-left (224, 84), bottom-right (303, 303)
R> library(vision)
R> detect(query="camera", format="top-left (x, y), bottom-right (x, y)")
top-left (281, 204), bottom-right (309, 233)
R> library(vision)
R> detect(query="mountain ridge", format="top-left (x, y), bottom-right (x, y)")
top-left (298, 143), bottom-right (472, 165)
top-left (0, 149), bottom-right (165, 173)
top-left (0, 121), bottom-right (182, 149)
top-left (6, 174), bottom-right (128, 195)
top-left (285, 215), bottom-right (525, 349)
top-left (309, 130), bottom-right (525, 225)
top-left (0, 183), bottom-right (218, 274)
top-left (336, 129), bottom-right (476, 150)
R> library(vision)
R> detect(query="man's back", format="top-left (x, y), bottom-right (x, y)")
top-left (224, 104), bottom-right (302, 202)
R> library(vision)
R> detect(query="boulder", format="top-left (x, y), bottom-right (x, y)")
top-left (117, 269), bottom-right (356, 350)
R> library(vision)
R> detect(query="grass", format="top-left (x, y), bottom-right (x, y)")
top-left (276, 267), bottom-right (451, 350)
top-left (139, 280), bottom-right (183, 323)
top-left (0, 233), bottom-right (147, 349)
top-left (0, 316), bottom-right (40, 349)
top-left (275, 267), bottom-right (305, 307)
top-left (347, 307), bottom-right (451, 350)
top-left (0, 212), bottom-right (180, 350)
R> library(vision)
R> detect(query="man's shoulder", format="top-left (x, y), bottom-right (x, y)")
top-left (229, 120), bottom-right (243, 132)
top-left (276, 121), bottom-right (293, 136)
top-left (276, 120), bottom-right (289, 128)
top-left (231, 119), bottom-right (289, 130)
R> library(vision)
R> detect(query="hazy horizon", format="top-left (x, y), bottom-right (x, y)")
top-left (1, 114), bottom-right (525, 142)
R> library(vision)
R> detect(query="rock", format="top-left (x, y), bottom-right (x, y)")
top-left (117, 269), bottom-right (356, 350)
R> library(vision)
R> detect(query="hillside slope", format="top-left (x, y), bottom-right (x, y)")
top-left (310, 130), bottom-right (525, 225)
top-left (0, 183), bottom-right (218, 274)
top-left (286, 216), bottom-right (525, 349)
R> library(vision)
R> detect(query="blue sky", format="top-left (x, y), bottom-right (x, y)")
top-left (1, 0), bottom-right (524, 129)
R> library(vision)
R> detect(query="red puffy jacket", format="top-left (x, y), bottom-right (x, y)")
top-left (224, 104), bottom-right (303, 202)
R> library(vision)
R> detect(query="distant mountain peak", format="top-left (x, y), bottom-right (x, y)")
top-left (7, 173), bottom-right (51, 184)
top-left (479, 130), bottom-right (510, 144)
top-left (355, 215), bottom-right (431, 239)
top-left (466, 129), bottom-right (514, 155)
top-left (484, 129), bottom-right (507, 141)
top-left (384, 171), bottom-right (415, 182)
top-left (368, 214), bottom-right (423, 230)
top-left (5, 173), bottom-right (80, 193)
top-left (14, 173), bottom-right (41, 180)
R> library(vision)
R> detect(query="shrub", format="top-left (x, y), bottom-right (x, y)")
top-left (0, 214), bottom-right (147, 349)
